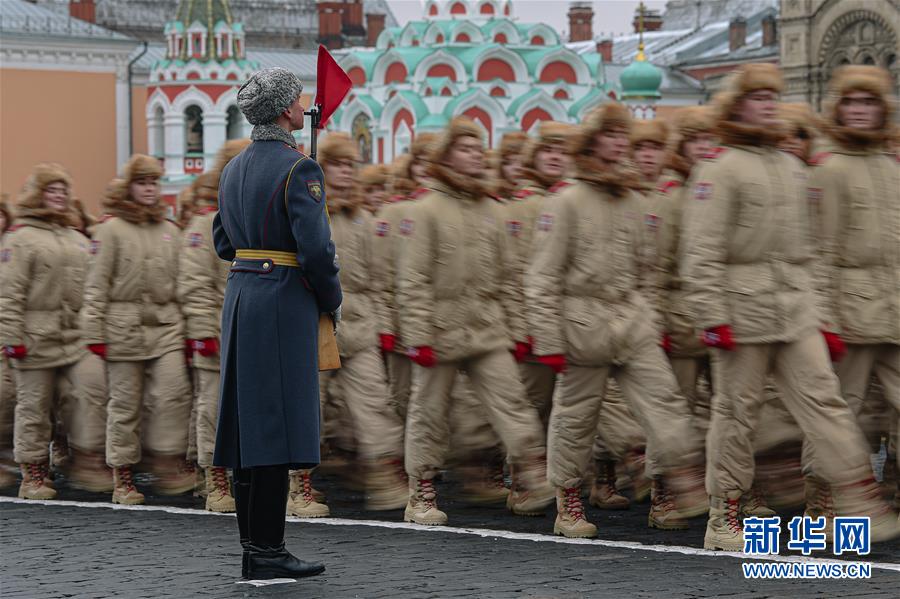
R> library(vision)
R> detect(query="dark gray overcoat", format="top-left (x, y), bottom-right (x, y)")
top-left (212, 139), bottom-right (341, 469)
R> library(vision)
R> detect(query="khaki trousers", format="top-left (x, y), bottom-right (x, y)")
top-left (706, 332), bottom-right (873, 497)
top-left (386, 352), bottom-right (413, 419)
top-left (548, 339), bottom-right (695, 489)
top-left (320, 347), bottom-right (404, 460)
top-left (105, 350), bottom-right (191, 467)
top-left (592, 379), bottom-right (646, 462)
top-left (405, 349), bottom-right (545, 479)
top-left (13, 354), bottom-right (107, 463)
top-left (519, 361), bottom-right (557, 429)
top-left (0, 358), bottom-right (17, 459)
top-left (448, 372), bottom-right (502, 464)
top-left (803, 343), bottom-right (900, 475)
top-left (194, 368), bottom-right (221, 468)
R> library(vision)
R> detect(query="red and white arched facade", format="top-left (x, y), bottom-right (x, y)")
top-left (337, 0), bottom-right (611, 164)
top-left (148, 15), bottom-right (257, 201)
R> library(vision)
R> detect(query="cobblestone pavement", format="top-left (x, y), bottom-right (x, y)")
top-left (2, 473), bottom-right (899, 598)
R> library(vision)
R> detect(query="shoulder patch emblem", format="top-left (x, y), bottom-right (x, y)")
top-left (694, 182), bottom-right (712, 201)
top-left (0, 248), bottom-right (11, 263)
top-left (307, 180), bottom-right (323, 202)
top-left (399, 218), bottom-right (414, 236)
top-left (162, 232), bottom-right (172, 242)
top-left (375, 220), bottom-right (390, 237)
top-left (188, 232), bottom-right (203, 247)
top-left (89, 239), bottom-right (101, 255)
top-left (537, 213), bottom-right (554, 232)
top-left (506, 220), bottom-right (523, 237)
top-left (808, 187), bottom-right (823, 204)
top-left (645, 213), bottom-right (660, 230)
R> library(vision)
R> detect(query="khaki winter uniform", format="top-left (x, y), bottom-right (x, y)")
top-left (526, 179), bottom-right (696, 489)
top-left (681, 143), bottom-right (875, 496)
top-left (0, 218), bottom-right (108, 462)
top-left (805, 146), bottom-right (900, 473)
top-left (376, 196), bottom-right (420, 417)
top-left (177, 207), bottom-right (228, 468)
top-left (505, 183), bottom-right (558, 424)
top-left (319, 208), bottom-right (404, 460)
top-left (82, 208), bottom-right (190, 467)
top-left (646, 170), bottom-right (712, 421)
top-left (397, 180), bottom-right (545, 479)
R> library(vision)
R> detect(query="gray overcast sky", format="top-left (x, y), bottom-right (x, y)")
top-left (387, 0), bottom-right (668, 39)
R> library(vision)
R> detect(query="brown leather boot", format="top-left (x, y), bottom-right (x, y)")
top-left (205, 467), bottom-right (236, 513)
top-left (703, 491), bottom-right (743, 551)
top-left (553, 486), bottom-right (597, 538)
top-left (589, 460), bottom-right (630, 510)
top-left (404, 477), bottom-right (447, 525)
top-left (112, 465), bottom-right (145, 505)
top-left (17, 463), bottom-right (57, 500)
top-left (648, 478), bottom-right (688, 530)
top-left (286, 470), bottom-right (329, 518)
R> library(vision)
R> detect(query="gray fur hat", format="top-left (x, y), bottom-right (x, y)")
top-left (237, 67), bottom-right (304, 126)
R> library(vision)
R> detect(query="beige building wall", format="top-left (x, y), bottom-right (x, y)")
top-left (1, 69), bottom-right (119, 216)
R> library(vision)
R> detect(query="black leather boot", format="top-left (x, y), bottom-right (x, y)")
top-left (246, 542), bottom-right (325, 580)
top-left (233, 469), bottom-right (252, 579)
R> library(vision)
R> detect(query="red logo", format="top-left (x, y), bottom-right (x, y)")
top-left (645, 213), bottom-right (660, 230)
top-left (807, 187), bottom-right (823, 203)
top-left (506, 220), bottom-right (523, 237)
top-left (400, 219), bottom-right (414, 236)
top-left (375, 221), bottom-right (390, 237)
top-left (188, 232), bottom-right (203, 247)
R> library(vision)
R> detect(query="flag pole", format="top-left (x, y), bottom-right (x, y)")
top-left (305, 104), bottom-right (322, 160)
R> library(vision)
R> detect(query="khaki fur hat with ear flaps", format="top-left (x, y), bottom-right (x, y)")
top-left (410, 132), bottom-right (440, 163)
top-left (429, 117), bottom-right (484, 163)
top-left (780, 102), bottom-right (820, 138)
top-left (122, 154), bottom-right (163, 184)
top-left (360, 164), bottom-right (390, 189)
top-left (569, 102), bottom-right (632, 157)
top-left (521, 121), bottom-right (574, 169)
top-left (317, 132), bottom-right (360, 167)
top-left (16, 163), bottom-right (74, 225)
top-left (665, 106), bottom-right (715, 176)
top-left (712, 63), bottom-right (783, 122)
top-left (210, 139), bottom-right (251, 178)
top-left (498, 131), bottom-right (528, 162)
top-left (823, 65), bottom-right (896, 144)
top-left (630, 119), bottom-right (669, 147)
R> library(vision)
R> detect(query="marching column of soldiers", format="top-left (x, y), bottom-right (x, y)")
top-left (1, 63), bottom-right (898, 550)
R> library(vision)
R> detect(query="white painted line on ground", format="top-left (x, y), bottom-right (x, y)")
top-left (3, 495), bottom-right (898, 573)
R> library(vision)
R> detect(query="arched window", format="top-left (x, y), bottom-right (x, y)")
top-left (450, 2), bottom-right (467, 15)
top-left (553, 88), bottom-right (570, 100)
top-left (348, 66), bottom-right (366, 87)
top-left (477, 58), bottom-right (515, 82)
top-left (494, 32), bottom-right (508, 44)
top-left (531, 35), bottom-right (545, 45)
top-left (226, 105), bottom-right (243, 140)
top-left (440, 87), bottom-right (453, 96)
top-left (539, 61), bottom-right (578, 84)
top-left (429, 4), bottom-right (439, 16)
top-left (426, 63), bottom-right (457, 80)
top-left (185, 105), bottom-right (204, 154)
top-left (436, 33), bottom-right (444, 43)
top-left (490, 86), bottom-right (506, 97)
top-left (385, 62), bottom-right (408, 84)
top-left (480, 2), bottom-right (495, 15)
top-left (456, 32), bottom-right (471, 43)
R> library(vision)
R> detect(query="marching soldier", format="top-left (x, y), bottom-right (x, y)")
top-left (359, 164), bottom-right (390, 214)
top-left (82, 155), bottom-right (193, 505)
top-left (0, 200), bottom-right (16, 489)
top-left (377, 133), bottom-right (438, 419)
top-left (681, 63), bottom-right (898, 550)
top-left (526, 104), bottom-right (700, 538)
top-left (398, 117), bottom-right (553, 525)
top-left (311, 133), bottom-right (407, 513)
top-left (493, 131), bottom-right (528, 201)
top-left (803, 65), bottom-right (900, 530)
top-left (178, 139), bottom-right (251, 513)
top-left (0, 164), bottom-right (108, 499)
top-left (630, 119), bottom-right (669, 188)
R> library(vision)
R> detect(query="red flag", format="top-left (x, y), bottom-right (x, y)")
top-left (314, 45), bottom-right (352, 129)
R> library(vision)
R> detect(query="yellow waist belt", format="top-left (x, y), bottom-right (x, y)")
top-left (234, 249), bottom-right (299, 268)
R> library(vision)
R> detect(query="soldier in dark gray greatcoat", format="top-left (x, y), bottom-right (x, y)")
top-left (213, 67), bottom-right (342, 581)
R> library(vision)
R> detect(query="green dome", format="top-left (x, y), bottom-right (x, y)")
top-left (620, 57), bottom-right (662, 100)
